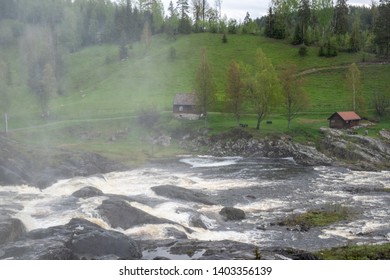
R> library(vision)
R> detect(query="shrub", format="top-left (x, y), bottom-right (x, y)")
top-left (222, 33), bottom-right (228, 44)
top-left (298, 45), bottom-right (308, 57)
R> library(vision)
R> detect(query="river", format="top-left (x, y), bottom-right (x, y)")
top-left (1, 156), bottom-right (389, 257)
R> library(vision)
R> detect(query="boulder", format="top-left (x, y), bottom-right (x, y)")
top-left (72, 186), bottom-right (104, 198)
top-left (151, 185), bottom-right (215, 205)
top-left (219, 207), bottom-right (246, 221)
top-left (0, 216), bottom-right (26, 245)
top-left (0, 218), bottom-right (142, 260)
top-left (97, 199), bottom-right (175, 229)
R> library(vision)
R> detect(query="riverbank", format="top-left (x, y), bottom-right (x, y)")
top-left (180, 127), bottom-right (390, 171)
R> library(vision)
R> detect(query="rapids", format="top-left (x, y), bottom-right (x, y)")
top-left (1, 156), bottom-right (389, 254)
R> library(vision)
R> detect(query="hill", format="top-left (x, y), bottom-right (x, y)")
top-left (1, 33), bottom-right (389, 163)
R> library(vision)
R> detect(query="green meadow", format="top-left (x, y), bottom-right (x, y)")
top-left (2, 33), bottom-right (389, 162)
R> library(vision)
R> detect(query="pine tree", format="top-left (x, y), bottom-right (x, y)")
top-left (334, 0), bottom-right (349, 35)
top-left (375, 0), bottom-right (390, 57)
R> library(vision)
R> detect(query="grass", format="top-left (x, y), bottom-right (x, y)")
top-left (316, 243), bottom-right (390, 260)
top-left (279, 204), bottom-right (352, 228)
top-left (1, 32), bottom-right (389, 162)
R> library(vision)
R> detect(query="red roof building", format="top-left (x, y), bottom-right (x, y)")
top-left (328, 111), bottom-right (362, 129)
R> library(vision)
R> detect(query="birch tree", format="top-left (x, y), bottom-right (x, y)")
top-left (346, 63), bottom-right (363, 112)
top-left (246, 49), bottom-right (281, 130)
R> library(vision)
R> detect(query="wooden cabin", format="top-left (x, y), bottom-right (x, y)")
top-left (173, 93), bottom-right (200, 120)
top-left (328, 111), bottom-right (361, 129)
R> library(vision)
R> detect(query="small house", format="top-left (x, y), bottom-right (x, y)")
top-left (328, 111), bottom-right (361, 129)
top-left (173, 93), bottom-right (200, 120)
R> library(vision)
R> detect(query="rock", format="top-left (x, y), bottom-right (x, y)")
top-left (0, 166), bottom-right (25, 186)
top-left (140, 239), bottom-right (259, 260)
top-left (97, 198), bottom-right (175, 230)
top-left (219, 207), bottom-right (246, 221)
top-left (0, 216), bottom-right (26, 245)
top-left (320, 127), bottom-right (390, 170)
top-left (379, 129), bottom-right (390, 141)
top-left (151, 185), bottom-right (215, 205)
top-left (0, 218), bottom-right (142, 260)
top-left (72, 186), bottom-right (104, 198)
top-left (0, 136), bottom-right (127, 188)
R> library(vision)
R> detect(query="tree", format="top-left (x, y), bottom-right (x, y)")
top-left (350, 14), bottom-right (362, 52)
top-left (371, 87), bottom-right (390, 117)
top-left (374, 0), bottom-right (390, 57)
top-left (225, 60), bottom-right (245, 125)
top-left (334, 0), bottom-right (349, 35)
top-left (298, 0), bottom-right (311, 44)
top-left (246, 49), bottom-right (281, 130)
top-left (0, 59), bottom-right (10, 133)
top-left (280, 64), bottom-right (309, 129)
top-left (41, 63), bottom-right (57, 118)
top-left (194, 48), bottom-right (215, 123)
top-left (312, 0), bottom-right (334, 40)
top-left (21, 26), bottom-right (60, 117)
top-left (165, 1), bottom-right (179, 38)
top-left (346, 63), bottom-right (363, 112)
top-left (141, 21), bottom-right (152, 51)
top-left (177, 0), bottom-right (192, 33)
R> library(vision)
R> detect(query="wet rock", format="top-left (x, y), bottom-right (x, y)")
top-left (152, 185), bottom-right (215, 205)
top-left (0, 136), bottom-right (127, 188)
top-left (320, 127), bottom-right (390, 170)
top-left (0, 166), bottom-right (25, 186)
top-left (271, 248), bottom-right (319, 260)
top-left (0, 218), bottom-right (142, 260)
top-left (72, 186), bottom-right (104, 198)
top-left (165, 227), bottom-right (188, 239)
top-left (97, 198), bottom-right (175, 229)
top-left (0, 216), bottom-right (26, 245)
top-left (219, 207), bottom-right (246, 221)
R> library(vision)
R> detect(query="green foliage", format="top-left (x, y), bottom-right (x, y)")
top-left (222, 33), bottom-right (228, 44)
top-left (194, 48), bottom-right (215, 117)
top-left (280, 204), bottom-right (352, 228)
top-left (298, 45), bottom-right (308, 57)
top-left (317, 243), bottom-right (390, 260)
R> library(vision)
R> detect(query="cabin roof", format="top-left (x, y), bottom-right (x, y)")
top-left (328, 111), bottom-right (361, 121)
top-left (173, 93), bottom-right (197, 106)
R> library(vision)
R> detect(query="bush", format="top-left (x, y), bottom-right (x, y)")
top-left (222, 33), bottom-right (228, 43)
top-left (298, 45), bottom-right (308, 57)
top-left (119, 44), bottom-right (128, 61)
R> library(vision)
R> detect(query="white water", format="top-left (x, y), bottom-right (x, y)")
top-left (1, 156), bottom-right (390, 252)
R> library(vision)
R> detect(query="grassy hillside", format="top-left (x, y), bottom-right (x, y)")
top-left (1, 33), bottom-right (389, 162)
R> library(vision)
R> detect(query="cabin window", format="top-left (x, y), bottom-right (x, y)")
top-left (179, 106), bottom-right (183, 112)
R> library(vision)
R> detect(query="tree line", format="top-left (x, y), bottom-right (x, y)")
top-left (263, 0), bottom-right (390, 58)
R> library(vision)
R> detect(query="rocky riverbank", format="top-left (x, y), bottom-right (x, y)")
top-left (180, 127), bottom-right (390, 171)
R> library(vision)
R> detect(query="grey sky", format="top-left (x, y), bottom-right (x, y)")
top-left (160, 0), bottom-right (373, 21)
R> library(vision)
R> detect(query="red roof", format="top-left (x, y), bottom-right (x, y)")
top-left (328, 111), bottom-right (361, 121)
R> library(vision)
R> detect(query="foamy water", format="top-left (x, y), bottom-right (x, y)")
top-left (1, 156), bottom-right (389, 252)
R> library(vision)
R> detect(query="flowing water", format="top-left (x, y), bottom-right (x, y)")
top-left (1, 156), bottom-right (390, 253)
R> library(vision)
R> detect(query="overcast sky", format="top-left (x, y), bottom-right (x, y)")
top-left (160, 0), bottom-right (373, 21)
